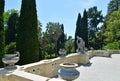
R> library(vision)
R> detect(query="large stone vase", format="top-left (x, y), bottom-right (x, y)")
top-left (58, 63), bottom-right (80, 81)
top-left (2, 52), bottom-right (20, 70)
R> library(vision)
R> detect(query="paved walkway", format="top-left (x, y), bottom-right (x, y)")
top-left (75, 54), bottom-right (120, 81)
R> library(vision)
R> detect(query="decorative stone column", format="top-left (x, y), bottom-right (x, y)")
top-left (79, 53), bottom-right (89, 64)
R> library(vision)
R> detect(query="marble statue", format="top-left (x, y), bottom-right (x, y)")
top-left (76, 36), bottom-right (85, 54)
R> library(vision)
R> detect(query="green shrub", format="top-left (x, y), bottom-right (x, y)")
top-left (5, 42), bottom-right (16, 54)
top-left (44, 52), bottom-right (50, 59)
top-left (44, 52), bottom-right (56, 59)
top-left (106, 42), bottom-right (119, 49)
top-left (51, 53), bottom-right (56, 58)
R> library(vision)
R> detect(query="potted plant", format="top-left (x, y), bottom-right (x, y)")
top-left (2, 42), bottom-right (20, 69)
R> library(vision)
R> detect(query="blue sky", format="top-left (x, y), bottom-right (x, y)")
top-left (5, 0), bottom-right (110, 38)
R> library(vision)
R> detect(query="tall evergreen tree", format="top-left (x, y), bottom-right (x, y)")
top-left (108, 0), bottom-right (120, 13)
top-left (0, 0), bottom-right (5, 67)
top-left (74, 13), bottom-right (82, 52)
top-left (17, 0), bottom-right (39, 64)
top-left (6, 13), bottom-right (18, 44)
top-left (3, 9), bottom-right (19, 27)
top-left (82, 10), bottom-right (88, 48)
top-left (59, 24), bottom-right (65, 48)
top-left (61, 24), bottom-right (65, 43)
top-left (87, 6), bottom-right (103, 49)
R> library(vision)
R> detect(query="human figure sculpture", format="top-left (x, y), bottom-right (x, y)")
top-left (76, 36), bottom-right (85, 54)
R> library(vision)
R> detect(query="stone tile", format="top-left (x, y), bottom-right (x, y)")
top-left (75, 54), bottom-right (120, 81)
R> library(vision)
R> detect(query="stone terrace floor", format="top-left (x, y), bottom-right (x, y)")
top-left (74, 54), bottom-right (120, 81)
top-left (1, 53), bottom-right (120, 81)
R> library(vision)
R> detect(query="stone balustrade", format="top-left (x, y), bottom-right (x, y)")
top-left (0, 50), bottom-right (120, 81)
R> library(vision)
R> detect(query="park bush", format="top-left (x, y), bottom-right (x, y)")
top-left (5, 42), bottom-right (16, 54)
top-left (44, 52), bottom-right (56, 59)
top-left (106, 42), bottom-right (119, 49)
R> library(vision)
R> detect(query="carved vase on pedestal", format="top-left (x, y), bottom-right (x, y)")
top-left (58, 63), bottom-right (80, 81)
top-left (2, 52), bottom-right (20, 70)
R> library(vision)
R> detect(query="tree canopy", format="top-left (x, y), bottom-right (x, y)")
top-left (87, 6), bottom-right (104, 49)
top-left (103, 7), bottom-right (120, 44)
top-left (107, 0), bottom-right (120, 13)
top-left (5, 13), bottom-right (19, 44)
top-left (4, 9), bottom-right (19, 26)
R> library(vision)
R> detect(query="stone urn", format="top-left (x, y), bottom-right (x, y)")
top-left (59, 49), bottom-right (66, 57)
top-left (58, 63), bottom-right (80, 81)
top-left (2, 52), bottom-right (20, 69)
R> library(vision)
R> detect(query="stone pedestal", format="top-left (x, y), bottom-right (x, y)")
top-left (79, 53), bottom-right (89, 64)
top-left (88, 51), bottom-right (94, 58)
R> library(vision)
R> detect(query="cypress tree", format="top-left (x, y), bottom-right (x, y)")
top-left (17, 0), bottom-right (39, 64)
top-left (81, 10), bottom-right (88, 48)
top-left (59, 24), bottom-right (65, 48)
top-left (61, 24), bottom-right (65, 43)
top-left (74, 13), bottom-right (82, 52)
top-left (0, 0), bottom-right (5, 67)
top-left (6, 13), bottom-right (18, 44)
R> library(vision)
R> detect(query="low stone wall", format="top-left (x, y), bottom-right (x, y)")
top-left (22, 53), bottom-right (89, 78)
top-left (21, 50), bottom-right (119, 78)
top-left (0, 50), bottom-right (120, 81)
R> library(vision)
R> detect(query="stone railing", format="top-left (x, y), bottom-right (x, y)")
top-left (22, 53), bottom-right (89, 78)
top-left (0, 50), bottom-right (120, 81)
